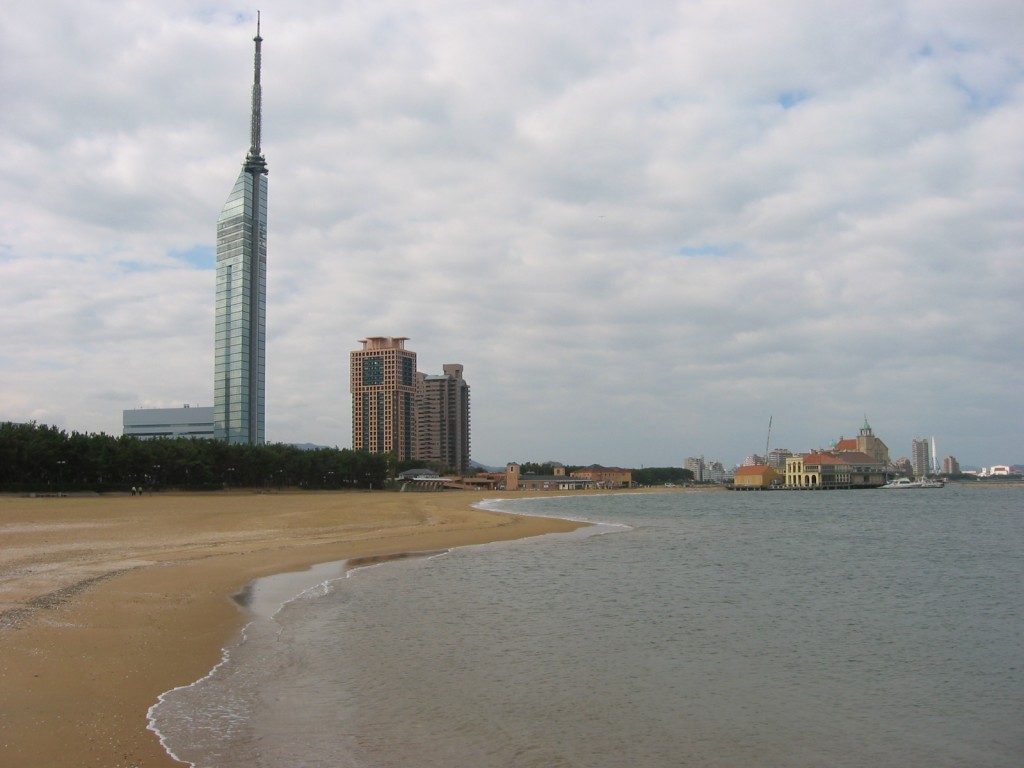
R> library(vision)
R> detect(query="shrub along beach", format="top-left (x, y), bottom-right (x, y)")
top-left (0, 491), bottom-right (583, 767)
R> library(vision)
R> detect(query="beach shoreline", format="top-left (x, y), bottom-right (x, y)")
top-left (0, 490), bottom-right (586, 767)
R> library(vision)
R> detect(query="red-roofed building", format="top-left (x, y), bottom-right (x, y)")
top-left (733, 464), bottom-right (783, 490)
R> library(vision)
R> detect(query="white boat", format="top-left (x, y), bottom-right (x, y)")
top-left (880, 477), bottom-right (945, 489)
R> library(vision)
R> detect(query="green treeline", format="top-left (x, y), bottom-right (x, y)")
top-left (515, 462), bottom-right (695, 486)
top-left (0, 422), bottom-right (389, 493)
top-left (631, 466), bottom-right (695, 485)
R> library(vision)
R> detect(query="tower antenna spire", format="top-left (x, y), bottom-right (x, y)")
top-left (245, 11), bottom-right (267, 173)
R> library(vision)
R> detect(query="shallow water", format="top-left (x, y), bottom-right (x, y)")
top-left (151, 486), bottom-right (1024, 767)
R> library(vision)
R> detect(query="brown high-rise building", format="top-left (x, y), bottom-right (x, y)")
top-left (911, 438), bottom-right (931, 477)
top-left (416, 364), bottom-right (471, 474)
top-left (350, 337), bottom-right (417, 460)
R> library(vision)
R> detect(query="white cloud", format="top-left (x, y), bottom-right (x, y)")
top-left (1, 0), bottom-right (1022, 468)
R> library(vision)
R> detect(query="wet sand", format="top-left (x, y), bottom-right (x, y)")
top-left (0, 491), bottom-right (584, 767)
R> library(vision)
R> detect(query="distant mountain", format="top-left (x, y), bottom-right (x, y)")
top-left (471, 460), bottom-right (504, 473)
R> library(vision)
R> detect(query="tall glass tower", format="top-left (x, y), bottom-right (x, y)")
top-left (215, 17), bottom-right (268, 444)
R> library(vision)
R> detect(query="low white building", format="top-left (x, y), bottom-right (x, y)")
top-left (981, 465), bottom-right (1012, 476)
top-left (123, 406), bottom-right (214, 440)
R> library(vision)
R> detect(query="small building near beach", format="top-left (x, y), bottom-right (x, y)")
top-left (732, 464), bottom-right (783, 490)
top-left (570, 465), bottom-right (633, 489)
top-left (503, 463), bottom-right (594, 491)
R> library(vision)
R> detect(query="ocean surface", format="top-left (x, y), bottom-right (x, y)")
top-left (150, 486), bottom-right (1023, 767)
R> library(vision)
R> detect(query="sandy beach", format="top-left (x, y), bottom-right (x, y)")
top-left (0, 490), bottom-right (584, 768)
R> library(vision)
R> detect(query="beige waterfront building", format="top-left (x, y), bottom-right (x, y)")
top-left (416, 364), bottom-right (471, 475)
top-left (570, 465), bottom-right (633, 489)
top-left (350, 337), bottom-right (417, 461)
top-left (784, 451), bottom-right (886, 489)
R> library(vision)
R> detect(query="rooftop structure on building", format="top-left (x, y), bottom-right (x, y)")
top-left (833, 418), bottom-right (890, 465)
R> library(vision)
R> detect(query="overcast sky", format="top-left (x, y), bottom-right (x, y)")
top-left (2, 1), bottom-right (1021, 469)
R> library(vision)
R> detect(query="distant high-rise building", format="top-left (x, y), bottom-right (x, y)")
top-left (911, 438), bottom-right (931, 477)
top-left (214, 18), bottom-right (268, 444)
top-left (684, 456), bottom-right (705, 482)
top-left (705, 460), bottom-right (727, 483)
top-left (767, 448), bottom-right (793, 469)
top-left (351, 337), bottom-right (417, 461)
top-left (416, 364), bottom-right (471, 474)
top-left (942, 455), bottom-right (960, 475)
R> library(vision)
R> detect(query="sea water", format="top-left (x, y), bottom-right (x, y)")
top-left (150, 486), bottom-right (1023, 767)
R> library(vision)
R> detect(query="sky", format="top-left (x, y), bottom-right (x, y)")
top-left (1, 0), bottom-right (1022, 469)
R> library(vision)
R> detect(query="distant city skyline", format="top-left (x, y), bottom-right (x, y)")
top-left (1, 3), bottom-right (1020, 468)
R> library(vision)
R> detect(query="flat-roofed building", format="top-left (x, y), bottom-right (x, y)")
top-left (911, 438), bottom-right (931, 476)
top-left (415, 364), bottom-right (471, 474)
top-left (123, 406), bottom-right (214, 440)
top-left (685, 456), bottom-right (705, 482)
top-left (767, 448), bottom-right (793, 469)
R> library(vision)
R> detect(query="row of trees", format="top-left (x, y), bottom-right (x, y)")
top-left (631, 466), bottom-right (697, 486)
top-left (1, 421), bottom-right (705, 494)
top-left (515, 462), bottom-right (695, 486)
top-left (0, 422), bottom-right (390, 493)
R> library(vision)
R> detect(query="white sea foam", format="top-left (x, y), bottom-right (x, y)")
top-left (473, 493), bottom-right (634, 531)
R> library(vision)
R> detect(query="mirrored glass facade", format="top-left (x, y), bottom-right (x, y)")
top-left (214, 170), bottom-right (267, 444)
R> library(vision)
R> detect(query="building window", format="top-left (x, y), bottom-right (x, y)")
top-left (363, 357), bottom-right (384, 385)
